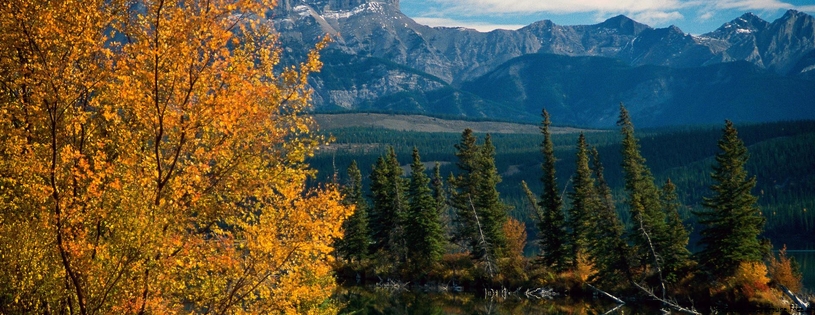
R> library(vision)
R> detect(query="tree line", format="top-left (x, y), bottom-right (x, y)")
top-left (333, 105), bottom-right (803, 309)
top-left (313, 120), bottom-right (815, 244)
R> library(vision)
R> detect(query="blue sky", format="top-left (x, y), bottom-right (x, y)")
top-left (399, 0), bottom-right (815, 34)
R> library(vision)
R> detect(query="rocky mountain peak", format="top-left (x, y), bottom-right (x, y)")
top-left (782, 9), bottom-right (808, 20)
top-left (276, 0), bottom-right (398, 13)
top-left (704, 12), bottom-right (768, 38)
top-left (598, 15), bottom-right (650, 35)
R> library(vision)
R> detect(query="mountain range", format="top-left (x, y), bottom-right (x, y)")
top-left (271, 0), bottom-right (815, 127)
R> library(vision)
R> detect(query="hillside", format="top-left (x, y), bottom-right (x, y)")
top-left (271, 1), bottom-right (815, 127)
top-left (310, 118), bottom-right (815, 247)
top-left (314, 113), bottom-right (590, 134)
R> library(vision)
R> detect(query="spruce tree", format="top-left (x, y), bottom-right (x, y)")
top-left (660, 179), bottom-right (691, 282)
top-left (617, 104), bottom-right (673, 273)
top-left (695, 120), bottom-right (766, 277)
top-left (449, 130), bottom-right (508, 262)
top-left (337, 161), bottom-right (371, 262)
top-left (588, 148), bottom-right (632, 286)
top-left (475, 134), bottom-right (509, 259)
top-left (538, 109), bottom-right (570, 271)
top-left (431, 162), bottom-right (451, 239)
top-left (368, 147), bottom-right (407, 257)
top-left (405, 148), bottom-right (445, 272)
top-left (449, 129), bottom-right (482, 251)
top-left (567, 133), bottom-right (596, 268)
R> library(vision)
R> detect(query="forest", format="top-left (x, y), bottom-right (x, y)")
top-left (319, 108), bottom-right (814, 311)
top-left (312, 118), bottom-right (815, 247)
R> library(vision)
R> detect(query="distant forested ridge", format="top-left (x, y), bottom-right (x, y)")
top-left (312, 118), bottom-right (815, 247)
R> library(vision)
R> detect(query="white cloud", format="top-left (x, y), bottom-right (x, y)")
top-left (698, 11), bottom-right (715, 21)
top-left (707, 0), bottom-right (792, 10)
top-left (406, 0), bottom-right (815, 33)
top-left (413, 17), bottom-right (526, 32)
top-left (422, 0), bottom-right (809, 17)
top-left (631, 10), bottom-right (685, 26)
top-left (794, 5), bottom-right (815, 11)
top-left (425, 0), bottom-right (689, 15)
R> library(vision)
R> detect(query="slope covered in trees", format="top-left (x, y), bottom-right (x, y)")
top-left (327, 110), bottom-right (806, 311)
top-left (313, 119), bottom-right (815, 246)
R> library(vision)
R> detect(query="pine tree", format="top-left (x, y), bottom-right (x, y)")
top-left (405, 148), bottom-right (445, 272)
top-left (337, 160), bottom-right (371, 262)
top-left (588, 148), bottom-right (632, 286)
top-left (449, 129), bottom-right (508, 263)
top-left (695, 120), bottom-right (766, 277)
top-left (475, 134), bottom-right (509, 259)
top-left (660, 179), bottom-right (691, 282)
top-left (431, 162), bottom-right (451, 238)
top-left (538, 109), bottom-right (570, 272)
top-left (617, 104), bottom-right (673, 273)
top-left (369, 147), bottom-right (407, 257)
top-left (567, 133), bottom-right (597, 269)
top-left (449, 129), bottom-right (482, 251)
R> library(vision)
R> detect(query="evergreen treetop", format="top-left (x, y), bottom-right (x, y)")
top-left (617, 104), bottom-right (673, 273)
top-left (588, 148), bottom-right (633, 286)
top-left (696, 120), bottom-right (766, 277)
top-left (337, 160), bottom-right (371, 262)
top-left (405, 147), bottom-right (445, 272)
top-left (567, 133), bottom-right (596, 268)
top-left (538, 109), bottom-right (570, 271)
top-left (368, 147), bottom-right (407, 256)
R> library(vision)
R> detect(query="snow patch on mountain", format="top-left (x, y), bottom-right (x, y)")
top-left (322, 2), bottom-right (385, 20)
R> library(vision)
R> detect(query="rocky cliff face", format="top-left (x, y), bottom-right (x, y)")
top-left (269, 1), bottom-right (815, 125)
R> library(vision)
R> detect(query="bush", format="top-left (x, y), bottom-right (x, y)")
top-left (767, 245), bottom-right (803, 293)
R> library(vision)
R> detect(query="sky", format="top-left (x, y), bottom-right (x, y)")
top-left (399, 0), bottom-right (815, 34)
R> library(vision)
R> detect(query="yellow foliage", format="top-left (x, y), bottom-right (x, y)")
top-left (768, 245), bottom-right (803, 293)
top-left (0, 0), bottom-right (350, 314)
top-left (502, 217), bottom-right (526, 260)
top-left (733, 261), bottom-right (770, 287)
top-left (728, 261), bottom-right (771, 301)
top-left (574, 252), bottom-right (596, 283)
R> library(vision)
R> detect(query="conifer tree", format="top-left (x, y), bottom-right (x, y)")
top-left (369, 147), bottom-right (407, 257)
top-left (695, 120), bottom-right (766, 277)
top-left (660, 179), bottom-right (691, 282)
top-left (405, 148), bottom-right (445, 272)
top-left (431, 162), bottom-right (451, 238)
top-left (538, 109), bottom-right (570, 271)
top-left (588, 148), bottom-right (632, 286)
top-left (617, 104), bottom-right (673, 273)
top-left (475, 135), bottom-right (509, 259)
top-left (449, 129), bottom-right (508, 262)
top-left (449, 129), bottom-right (482, 251)
top-left (567, 133), bottom-right (596, 269)
top-left (338, 160), bottom-right (371, 262)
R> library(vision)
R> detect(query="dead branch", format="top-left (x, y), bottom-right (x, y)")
top-left (586, 283), bottom-right (624, 305)
top-left (468, 194), bottom-right (495, 278)
top-left (633, 282), bottom-right (701, 315)
top-left (780, 284), bottom-right (810, 311)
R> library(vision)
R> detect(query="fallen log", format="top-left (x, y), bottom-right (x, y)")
top-left (585, 283), bottom-right (624, 305)
top-left (633, 282), bottom-right (701, 315)
top-left (780, 284), bottom-right (810, 311)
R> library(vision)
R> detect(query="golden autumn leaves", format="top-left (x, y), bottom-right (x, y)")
top-left (0, 0), bottom-right (351, 314)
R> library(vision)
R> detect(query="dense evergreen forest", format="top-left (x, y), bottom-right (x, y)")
top-left (311, 119), bottom-right (815, 249)
top-left (318, 108), bottom-right (813, 311)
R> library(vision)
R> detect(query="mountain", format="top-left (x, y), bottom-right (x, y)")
top-left (462, 54), bottom-right (815, 127)
top-left (270, 0), bottom-right (815, 127)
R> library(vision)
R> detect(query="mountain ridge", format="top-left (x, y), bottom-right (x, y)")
top-left (270, 2), bottom-right (815, 127)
